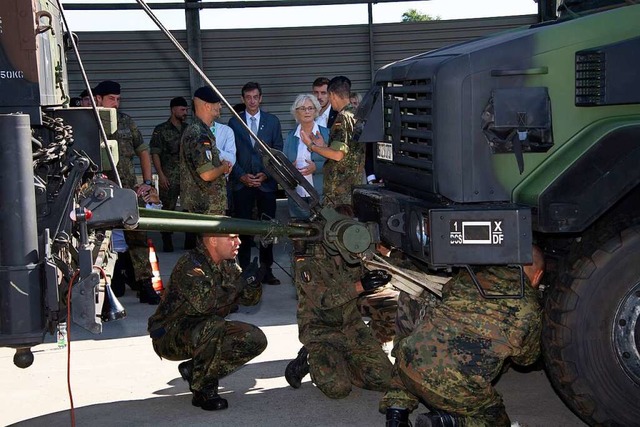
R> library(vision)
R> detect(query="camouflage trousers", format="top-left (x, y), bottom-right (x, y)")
top-left (159, 175), bottom-right (180, 212)
top-left (356, 287), bottom-right (399, 344)
top-left (299, 300), bottom-right (392, 399)
top-left (152, 317), bottom-right (267, 391)
top-left (394, 290), bottom-right (439, 352)
top-left (380, 320), bottom-right (511, 427)
top-left (124, 230), bottom-right (152, 282)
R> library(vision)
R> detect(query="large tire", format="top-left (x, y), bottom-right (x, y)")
top-left (543, 226), bottom-right (640, 426)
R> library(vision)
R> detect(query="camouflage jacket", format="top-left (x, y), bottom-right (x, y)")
top-left (429, 267), bottom-right (542, 377)
top-left (150, 119), bottom-right (187, 181)
top-left (322, 104), bottom-right (364, 207)
top-left (293, 243), bottom-right (361, 312)
top-left (107, 111), bottom-right (149, 189)
top-left (147, 241), bottom-right (261, 332)
top-left (179, 117), bottom-right (227, 214)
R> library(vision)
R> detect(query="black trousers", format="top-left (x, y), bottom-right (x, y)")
top-left (232, 187), bottom-right (276, 270)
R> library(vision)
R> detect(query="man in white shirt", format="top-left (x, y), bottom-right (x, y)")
top-left (210, 110), bottom-right (236, 167)
top-left (211, 106), bottom-right (236, 214)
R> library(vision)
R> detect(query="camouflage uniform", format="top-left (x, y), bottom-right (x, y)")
top-left (150, 119), bottom-right (187, 211)
top-left (356, 287), bottom-right (399, 345)
top-left (293, 243), bottom-right (392, 398)
top-left (381, 267), bottom-right (542, 427)
top-left (106, 111), bottom-right (149, 190)
top-left (394, 289), bottom-right (439, 344)
top-left (180, 117), bottom-right (227, 215)
top-left (322, 104), bottom-right (365, 208)
top-left (148, 241), bottom-right (266, 392)
top-left (105, 111), bottom-right (152, 283)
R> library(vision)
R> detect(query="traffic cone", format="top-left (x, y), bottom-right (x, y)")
top-left (148, 238), bottom-right (165, 295)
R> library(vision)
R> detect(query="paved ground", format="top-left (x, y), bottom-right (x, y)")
top-left (1, 203), bottom-right (588, 427)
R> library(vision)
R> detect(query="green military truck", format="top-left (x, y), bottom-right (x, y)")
top-left (355, 1), bottom-right (640, 425)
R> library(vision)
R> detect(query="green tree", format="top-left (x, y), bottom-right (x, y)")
top-left (401, 8), bottom-right (441, 22)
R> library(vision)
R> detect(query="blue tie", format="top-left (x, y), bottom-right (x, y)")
top-left (250, 116), bottom-right (257, 147)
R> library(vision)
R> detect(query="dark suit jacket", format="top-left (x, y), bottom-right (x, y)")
top-left (228, 110), bottom-right (284, 192)
top-left (327, 108), bottom-right (339, 128)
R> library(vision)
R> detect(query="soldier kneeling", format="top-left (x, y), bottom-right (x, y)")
top-left (148, 232), bottom-right (266, 410)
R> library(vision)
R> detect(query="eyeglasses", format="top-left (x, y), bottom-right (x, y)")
top-left (296, 106), bottom-right (316, 112)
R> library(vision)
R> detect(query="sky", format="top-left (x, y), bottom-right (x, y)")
top-left (61, 0), bottom-right (538, 31)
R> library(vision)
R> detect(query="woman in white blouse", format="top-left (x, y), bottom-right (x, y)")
top-left (283, 94), bottom-right (330, 219)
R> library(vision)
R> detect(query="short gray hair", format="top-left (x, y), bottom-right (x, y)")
top-left (290, 94), bottom-right (321, 122)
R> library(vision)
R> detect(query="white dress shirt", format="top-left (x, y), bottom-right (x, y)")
top-left (210, 121), bottom-right (237, 166)
top-left (315, 106), bottom-right (330, 128)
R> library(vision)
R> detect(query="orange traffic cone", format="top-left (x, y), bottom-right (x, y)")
top-left (148, 239), bottom-right (165, 295)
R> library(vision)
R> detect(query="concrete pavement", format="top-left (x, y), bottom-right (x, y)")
top-left (1, 204), bottom-right (587, 427)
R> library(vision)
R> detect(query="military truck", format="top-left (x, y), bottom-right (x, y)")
top-left (355, 0), bottom-right (640, 425)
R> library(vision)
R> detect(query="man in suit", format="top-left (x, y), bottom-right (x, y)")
top-left (312, 77), bottom-right (339, 128)
top-left (228, 82), bottom-right (284, 285)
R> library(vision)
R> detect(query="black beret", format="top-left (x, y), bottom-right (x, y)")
top-left (94, 80), bottom-right (121, 96)
top-left (193, 86), bottom-right (221, 104)
top-left (79, 89), bottom-right (90, 98)
top-left (170, 96), bottom-right (188, 108)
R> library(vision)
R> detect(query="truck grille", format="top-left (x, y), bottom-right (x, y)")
top-left (381, 79), bottom-right (435, 192)
top-left (575, 50), bottom-right (606, 106)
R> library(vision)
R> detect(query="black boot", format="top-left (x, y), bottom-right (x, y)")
top-left (192, 380), bottom-right (228, 411)
top-left (161, 232), bottom-right (174, 252)
top-left (178, 359), bottom-right (194, 391)
top-left (284, 346), bottom-right (309, 389)
top-left (386, 407), bottom-right (410, 427)
top-left (138, 279), bottom-right (160, 305)
top-left (415, 410), bottom-right (464, 427)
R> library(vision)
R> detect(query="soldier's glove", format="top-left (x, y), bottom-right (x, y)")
top-left (240, 257), bottom-right (262, 290)
top-left (361, 269), bottom-right (392, 292)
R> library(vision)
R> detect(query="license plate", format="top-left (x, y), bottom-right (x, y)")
top-left (377, 142), bottom-right (393, 161)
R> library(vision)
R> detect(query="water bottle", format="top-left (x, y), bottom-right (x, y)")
top-left (57, 322), bottom-right (67, 349)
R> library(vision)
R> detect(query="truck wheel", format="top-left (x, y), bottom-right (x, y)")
top-left (543, 226), bottom-right (640, 426)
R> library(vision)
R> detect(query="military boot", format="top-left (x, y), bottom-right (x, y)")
top-left (138, 279), bottom-right (160, 305)
top-left (415, 410), bottom-right (465, 427)
top-left (284, 346), bottom-right (309, 389)
top-left (386, 407), bottom-right (410, 427)
top-left (192, 380), bottom-right (228, 411)
top-left (161, 232), bottom-right (174, 252)
top-left (178, 359), bottom-right (194, 391)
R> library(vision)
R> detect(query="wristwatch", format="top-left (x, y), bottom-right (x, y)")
top-left (143, 179), bottom-right (153, 185)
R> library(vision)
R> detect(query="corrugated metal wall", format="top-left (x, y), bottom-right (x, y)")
top-left (68, 14), bottom-right (536, 143)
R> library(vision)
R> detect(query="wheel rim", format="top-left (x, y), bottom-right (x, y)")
top-left (612, 281), bottom-right (640, 385)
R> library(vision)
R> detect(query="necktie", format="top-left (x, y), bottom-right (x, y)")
top-left (250, 116), bottom-right (257, 147)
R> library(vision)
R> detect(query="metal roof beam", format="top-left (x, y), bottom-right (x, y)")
top-left (62, 0), bottom-right (420, 11)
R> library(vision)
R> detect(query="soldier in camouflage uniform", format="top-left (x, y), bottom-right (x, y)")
top-left (147, 233), bottom-right (266, 411)
top-left (95, 80), bottom-right (157, 304)
top-left (284, 240), bottom-right (393, 398)
top-left (302, 76), bottom-right (364, 208)
top-left (150, 96), bottom-right (188, 252)
top-left (180, 86), bottom-right (232, 222)
top-left (381, 247), bottom-right (545, 427)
